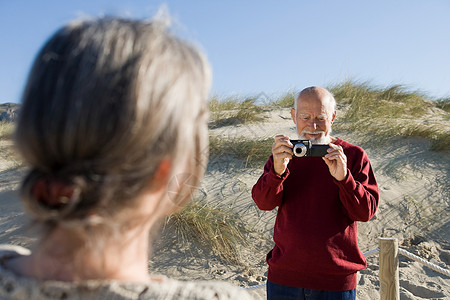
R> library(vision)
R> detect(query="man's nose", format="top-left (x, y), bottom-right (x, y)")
top-left (308, 120), bottom-right (318, 130)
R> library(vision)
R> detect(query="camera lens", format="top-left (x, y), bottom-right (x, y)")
top-left (293, 143), bottom-right (307, 157)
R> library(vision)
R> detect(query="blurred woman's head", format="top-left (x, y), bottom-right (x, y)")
top-left (15, 17), bottom-right (211, 239)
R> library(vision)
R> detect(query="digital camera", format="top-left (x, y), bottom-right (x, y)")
top-left (290, 140), bottom-right (329, 158)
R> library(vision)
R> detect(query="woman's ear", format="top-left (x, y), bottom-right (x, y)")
top-left (132, 159), bottom-right (173, 224)
top-left (151, 159), bottom-right (171, 192)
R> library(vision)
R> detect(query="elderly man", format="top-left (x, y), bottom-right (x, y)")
top-left (252, 86), bottom-right (379, 300)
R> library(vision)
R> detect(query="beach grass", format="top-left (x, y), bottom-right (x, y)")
top-left (209, 81), bottom-right (449, 152)
top-left (166, 200), bottom-right (249, 264)
top-left (327, 80), bottom-right (449, 152)
top-left (435, 98), bottom-right (450, 113)
top-left (0, 147), bottom-right (23, 170)
top-left (209, 136), bottom-right (273, 167)
top-left (328, 80), bottom-right (430, 117)
top-left (208, 97), bottom-right (265, 128)
top-left (274, 91), bottom-right (296, 107)
top-left (208, 96), bottom-right (241, 112)
top-left (0, 122), bottom-right (23, 169)
top-left (0, 121), bottom-right (15, 140)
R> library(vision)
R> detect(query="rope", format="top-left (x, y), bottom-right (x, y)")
top-left (244, 283), bottom-right (267, 290)
top-left (398, 248), bottom-right (450, 277)
top-left (363, 248), bottom-right (379, 257)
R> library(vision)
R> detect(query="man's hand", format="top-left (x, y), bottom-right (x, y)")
top-left (272, 135), bottom-right (293, 176)
top-left (323, 143), bottom-right (347, 181)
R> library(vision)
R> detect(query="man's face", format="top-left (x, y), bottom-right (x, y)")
top-left (290, 93), bottom-right (336, 144)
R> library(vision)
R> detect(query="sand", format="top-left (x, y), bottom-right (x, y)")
top-left (0, 107), bottom-right (449, 299)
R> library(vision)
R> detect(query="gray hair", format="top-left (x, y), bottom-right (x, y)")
top-left (15, 17), bottom-right (211, 229)
top-left (294, 86), bottom-right (336, 116)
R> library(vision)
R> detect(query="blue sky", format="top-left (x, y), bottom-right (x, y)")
top-left (1, 0), bottom-right (449, 103)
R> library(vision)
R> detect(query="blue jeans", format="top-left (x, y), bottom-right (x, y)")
top-left (267, 280), bottom-right (356, 300)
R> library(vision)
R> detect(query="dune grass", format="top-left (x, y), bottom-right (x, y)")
top-left (435, 98), bottom-right (450, 113)
top-left (208, 96), bottom-right (265, 128)
top-left (209, 136), bottom-right (273, 168)
top-left (0, 121), bottom-right (15, 140)
top-left (328, 80), bottom-right (449, 152)
top-left (328, 80), bottom-right (430, 117)
top-left (208, 80), bottom-right (449, 156)
top-left (0, 147), bottom-right (23, 170)
top-left (208, 96), bottom-right (241, 112)
top-left (274, 91), bottom-right (296, 107)
top-left (0, 122), bottom-right (24, 169)
top-left (165, 200), bottom-right (249, 264)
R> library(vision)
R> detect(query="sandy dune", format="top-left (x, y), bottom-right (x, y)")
top-left (0, 107), bottom-right (449, 299)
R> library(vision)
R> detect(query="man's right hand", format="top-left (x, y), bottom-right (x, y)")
top-left (272, 134), bottom-right (293, 176)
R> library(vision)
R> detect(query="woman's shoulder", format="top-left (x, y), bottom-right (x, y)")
top-left (0, 245), bottom-right (253, 300)
top-left (139, 278), bottom-right (254, 299)
top-left (0, 276), bottom-right (252, 300)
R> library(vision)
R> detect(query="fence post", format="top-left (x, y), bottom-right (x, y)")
top-left (378, 237), bottom-right (400, 300)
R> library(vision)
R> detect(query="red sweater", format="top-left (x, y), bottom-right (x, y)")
top-left (252, 138), bottom-right (379, 291)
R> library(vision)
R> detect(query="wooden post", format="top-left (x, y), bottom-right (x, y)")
top-left (378, 237), bottom-right (400, 300)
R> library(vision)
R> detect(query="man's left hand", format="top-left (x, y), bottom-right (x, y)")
top-left (323, 143), bottom-right (347, 181)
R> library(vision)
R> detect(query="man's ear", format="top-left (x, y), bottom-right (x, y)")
top-left (290, 108), bottom-right (296, 124)
top-left (331, 110), bottom-right (337, 124)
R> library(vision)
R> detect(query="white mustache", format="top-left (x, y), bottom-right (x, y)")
top-left (302, 130), bottom-right (325, 135)
top-left (299, 130), bottom-right (330, 144)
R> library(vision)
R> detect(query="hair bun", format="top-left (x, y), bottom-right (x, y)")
top-left (32, 176), bottom-right (79, 210)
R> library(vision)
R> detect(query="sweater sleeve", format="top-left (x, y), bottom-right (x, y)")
top-left (335, 148), bottom-right (379, 222)
top-left (251, 156), bottom-right (289, 211)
